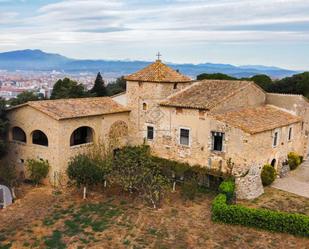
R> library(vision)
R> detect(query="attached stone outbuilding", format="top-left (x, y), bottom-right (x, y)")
top-left (5, 97), bottom-right (130, 184)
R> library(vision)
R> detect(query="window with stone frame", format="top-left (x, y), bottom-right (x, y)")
top-left (211, 132), bottom-right (224, 152)
top-left (288, 126), bottom-right (293, 141)
top-left (273, 129), bottom-right (280, 147)
top-left (179, 128), bottom-right (190, 146)
top-left (147, 126), bottom-right (154, 140)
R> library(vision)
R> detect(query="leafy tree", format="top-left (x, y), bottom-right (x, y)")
top-left (196, 73), bottom-right (237, 81)
top-left (0, 164), bottom-right (17, 187)
top-left (112, 145), bottom-right (169, 208)
top-left (67, 154), bottom-right (105, 199)
top-left (111, 146), bottom-right (150, 193)
top-left (9, 91), bottom-right (44, 106)
top-left (51, 77), bottom-right (89, 99)
top-left (106, 76), bottom-right (126, 96)
top-left (268, 72), bottom-right (309, 98)
top-left (0, 98), bottom-right (8, 157)
top-left (90, 72), bottom-right (107, 97)
top-left (249, 74), bottom-right (272, 91)
top-left (26, 159), bottom-right (50, 185)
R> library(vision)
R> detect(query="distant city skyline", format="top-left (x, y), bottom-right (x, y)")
top-left (0, 0), bottom-right (309, 70)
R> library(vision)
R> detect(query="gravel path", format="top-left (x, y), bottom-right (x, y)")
top-left (272, 160), bottom-right (309, 198)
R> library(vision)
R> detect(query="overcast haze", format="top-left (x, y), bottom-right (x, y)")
top-left (0, 0), bottom-right (309, 70)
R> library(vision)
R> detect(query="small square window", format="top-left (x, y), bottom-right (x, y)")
top-left (147, 126), bottom-right (154, 140)
top-left (180, 128), bottom-right (190, 146)
top-left (212, 132), bottom-right (224, 151)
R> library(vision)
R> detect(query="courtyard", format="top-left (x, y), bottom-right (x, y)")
top-left (272, 160), bottom-right (309, 198)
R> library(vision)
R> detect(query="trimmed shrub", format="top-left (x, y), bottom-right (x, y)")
top-left (261, 164), bottom-right (276, 186)
top-left (181, 180), bottom-right (198, 200)
top-left (288, 152), bottom-right (301, 170)
top-left (67, 154), bottom-right (104, 188)
top-left (212, 194), bottom-right (309, 237)
top-left (26, 159), bottom-right (50, 185)
top-left (67, 154), bottom-right (106, 199)
top-left (219, 179), bottom-right (235, 203)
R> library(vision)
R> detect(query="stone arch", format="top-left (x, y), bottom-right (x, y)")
top-left (109, 121), bottom-right (128, 140)
top-left (70, 126), bottom-right (94, 146)
top-left (12, 126), bottom-right (26, 143)
top-left (32, 130), bottom-right (48, 146)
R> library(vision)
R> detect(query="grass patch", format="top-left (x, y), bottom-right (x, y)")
top-left (44, 230), bottom-right (66, 249)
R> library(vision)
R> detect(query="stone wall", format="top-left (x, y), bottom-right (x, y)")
top-left (5, 106), bottom-right (130, 183)
top-left (266, 93), bottom-right (309, 159)
top-left (126, 80), bottom-right (191, 145)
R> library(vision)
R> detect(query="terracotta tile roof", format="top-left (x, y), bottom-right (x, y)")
top-left (211, 105), bottom-right (302, 134)
top-left (160, 80), bottom-right (250, 109)
top-left (8, 97), bottom-right (130, 120)
top-left (124, 60), bottom-right (192, 83)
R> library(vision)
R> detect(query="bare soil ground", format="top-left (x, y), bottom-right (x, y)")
top-left (0, 185), bottom-right (308, 249)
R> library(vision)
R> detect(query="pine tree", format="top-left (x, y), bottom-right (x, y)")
top-left (50, 78), bottom-right (88, 99)
top-left (90, 72), bottom-right (107, 97)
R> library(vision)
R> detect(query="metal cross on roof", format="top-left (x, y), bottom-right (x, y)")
top-left (156, 52), bottom-right (162, 60)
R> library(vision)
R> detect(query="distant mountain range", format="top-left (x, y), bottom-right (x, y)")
top-left (0, 49), bottom-right (299, 79)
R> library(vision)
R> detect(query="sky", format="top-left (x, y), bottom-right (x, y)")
top-left (0, 0), bottom-right (309, 70)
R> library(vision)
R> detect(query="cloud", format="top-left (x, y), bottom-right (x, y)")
top-left (0, 0), bottom-right (309, 68)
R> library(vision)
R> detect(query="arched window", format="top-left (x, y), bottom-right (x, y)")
top-left (70, 126), bottom-right (93, 146)
top-left (12, 127), bottom-right (26, 143)
top-left (271, 159), bottom-right (276, 167)
top-left (32, 130), bottom-right (48, 146)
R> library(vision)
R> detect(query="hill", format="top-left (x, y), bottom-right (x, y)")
top-left (0, 49), bottom-right (299, 78)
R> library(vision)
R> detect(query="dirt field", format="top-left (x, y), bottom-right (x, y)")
top-left (239, 187), bottom-right (309, 216)
top-left (0, 185), bottom-right (308, 249)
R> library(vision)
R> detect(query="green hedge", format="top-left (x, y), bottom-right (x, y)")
top-left (212, 185), bottom-right (309, 237)
top-left (152, 156), bottom-right (227, 180)
top-left (218, 179), bottom-right (235, 203)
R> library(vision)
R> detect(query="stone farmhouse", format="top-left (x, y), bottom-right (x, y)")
top-left (5, 59), bottom-right (309, 199)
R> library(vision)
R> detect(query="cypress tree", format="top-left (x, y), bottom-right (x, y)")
top-left (90, 72), bottom-right (107, 97)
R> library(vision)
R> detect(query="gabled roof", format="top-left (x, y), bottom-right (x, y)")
top-left (124, 60), bottom-right (192, 83)
top-left (7, 97), bottom-right (130, 120)
top-left (211, 105), bottom-right (302, 134)
top-left (160, 79), bottom-right (251, 110)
